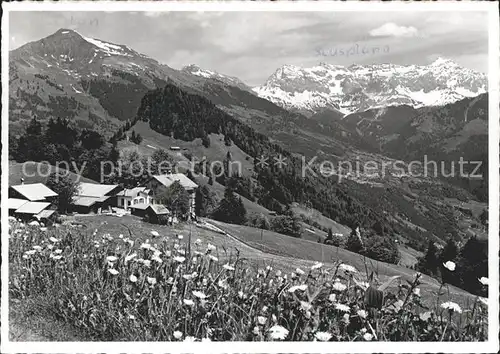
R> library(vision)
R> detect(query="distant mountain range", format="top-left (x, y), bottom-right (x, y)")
top-left (253, 60), bottom-right (487, 115)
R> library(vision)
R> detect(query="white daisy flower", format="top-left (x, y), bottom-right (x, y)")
top-left (257, 316), bottom-right (267, 325)
top-left (311, 262), bottom-right (323, 270)
top-left (295, 268), bottom-right (305, 275)
top-left (173, 331), bottom-right (183, 339)
top-left (195, 239), bottom-right (202, 245)
top-left (300, 301), bottom-right (312, 312)
top-left (363, 332), bottom-right (374, 341)
top-left (147, 277), bottom-right (157, 285)
top-left (106, 255), bottom-right (118, 262)
top-left (443, 261), bottom-right (456, 272)
top-left (328, 293), bottom-right (337, 302)
top-left (288, 284), bottom-right (308, 293)
top-left (332, 282), bottom-right (347, 292)
top-left (192, 290), bottom-right (207, 299)
top-left (440, 301), bottom-right (462, 313)
top-left (357, 309), bottom-right (368, 319)
top-left (174, 256), bottom-right (185, 263)
top-left (151, 255), bottom-right (163, 264)
top-left (335, 303), bottom-right (351, 313)
top-left (314, 331), bottom-right (332, 342)
top-left (478, 277), bottom-right (489, 286)
top-left (129, 274), bottom-right (138, 283)
top-left (339, 264), bottom-right (357, 273)
top-left (223, 263), bottom-right (235, 271)
top-left (268, 325), bottom-right (289, 340)
top-left (124, 253), bottom-right (137, 263)
top-left (207, 243), bottom-right (216, 251)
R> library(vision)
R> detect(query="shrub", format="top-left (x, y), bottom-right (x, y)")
top-left (363, 235), bottom-right (401, 265)
top-left (247, 213), bottom-right (271, 230)
top-left (270, 215), bottom-right (302, 238)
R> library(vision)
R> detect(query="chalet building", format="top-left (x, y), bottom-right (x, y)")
top-left (8, 183), bottom-right (58, 221)
top-left (116, 187), bottom-right (154, 210)
top-left (130, 203), bottom-right (170, 224)
top-left (144, 174), bottom-right (198, 218)
top-left (71, 182), bottom-right (122, 214)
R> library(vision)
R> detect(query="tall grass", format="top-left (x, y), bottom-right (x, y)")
top-left (8, 219), bottom-right (488, 341)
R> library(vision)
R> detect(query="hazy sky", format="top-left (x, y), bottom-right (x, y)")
top-left (9, 11), bottom-right (489, 86)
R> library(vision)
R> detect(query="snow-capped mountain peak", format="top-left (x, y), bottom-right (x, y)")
top-left (430, 57), bottom-right (459, 67)
top-left (253, 59), bottom-right (487, 115)
top-left (181, 64), bottom-right (251, 91)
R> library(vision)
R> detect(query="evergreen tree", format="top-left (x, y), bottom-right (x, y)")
top-left (417, 240), bottom-right (439, 276)
top-left (158, 181), bottom-right (190, 217)
top-left (135, 133), bottom-right (143, 145)
top-left (479, 209), bottom-right (487, 226)
top-left (15, 117), bottom-right (45, 162)
top-left (439, 238), bottom-right (458, 285)
top-left (455, 236), bottom-right (488, 296)
top-left (150, 149), bottom-right (175, 175)
top-left (195, 185), bottom-right (217, 217)
top-left (80, 129), bottom-right (104, 150)
top-left (46, 171), bottom-right (79, 214)
top-left (345, 226), bottom-right (364, 254)
top-left (212, 185), bottom-right (247, 225)
top-left (202, 134), bottom-right (210, 148)
top-left (326, 228), bottom-right (333, 241)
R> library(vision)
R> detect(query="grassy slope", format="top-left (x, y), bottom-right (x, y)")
top-left (207, 219), bottom-right (472, 304)
top-left (10, 214), bottom-right (473, 340)
top-left (119, 120), bottom-right (254, 178)
top-left (9, 161), bottom-right (97, 185)
top-left (291, 203), bottom-right (352, 235)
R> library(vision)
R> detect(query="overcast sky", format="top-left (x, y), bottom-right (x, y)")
top-left (9, 11), bottom-right (489, 86)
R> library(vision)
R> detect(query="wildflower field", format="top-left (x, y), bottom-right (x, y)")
top-left (8, 215), bottom-right (488, 342)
